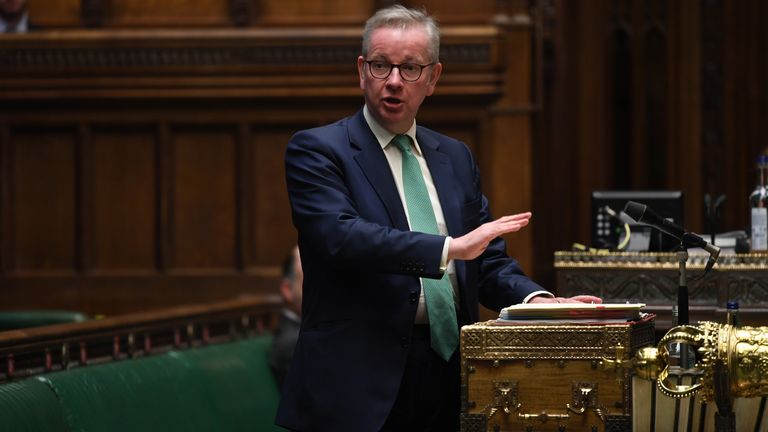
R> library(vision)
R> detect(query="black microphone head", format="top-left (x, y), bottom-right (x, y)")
top-left (623, 201), bottom-right (646, 223)
top-left (623, 199), bottom-right (686, 240)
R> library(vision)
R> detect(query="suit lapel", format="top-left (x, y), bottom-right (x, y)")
top-left (419, 130), bottom-right (468, 309)
top-left (417, 130), bottom-right (462, 238)
top-left (349, 111), bottom-right (409, 230)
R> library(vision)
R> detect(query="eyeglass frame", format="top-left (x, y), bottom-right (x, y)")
top-left (364, 60), bottom-right (436, 82)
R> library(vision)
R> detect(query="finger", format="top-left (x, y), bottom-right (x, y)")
top-left (564, 295), bottom-right (603, 304)
top-left (494, 218), bottom-right (530, 233)
top-left (496, 212), bottom-right (532, 223)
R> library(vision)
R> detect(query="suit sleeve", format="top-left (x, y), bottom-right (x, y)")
top-left (286, 129), bottom-right (446, 279)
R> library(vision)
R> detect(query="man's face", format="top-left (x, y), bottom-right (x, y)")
top-left (357, 26), bottom-right (442, 134)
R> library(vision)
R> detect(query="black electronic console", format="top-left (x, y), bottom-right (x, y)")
top-left (591, 190), bottom-right (684, 252)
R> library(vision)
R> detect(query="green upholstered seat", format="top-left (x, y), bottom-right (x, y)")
top-left (0, 335), bottom-right (282, 432)
top-left (0, 311), bottom-right (89, 331)
top-left (0, 377), bottom-right (70, 431)
top-left (177, 337), bottom-right (282, 432)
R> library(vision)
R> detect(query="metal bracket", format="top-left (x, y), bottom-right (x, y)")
top-left (487, 380), bottom-right (520, 419)
top-left (567, 381), bottom-right (598, 413)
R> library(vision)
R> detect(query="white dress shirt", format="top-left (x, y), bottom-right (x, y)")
top-left (362, 106), bottom-right (551, 321)
top-left (363, 106), bottom-right (455, 323)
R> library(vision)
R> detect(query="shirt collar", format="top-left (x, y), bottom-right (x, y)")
top-left (363, 105), bottom-right (420, 156)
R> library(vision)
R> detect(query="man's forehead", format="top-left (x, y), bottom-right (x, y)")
top-left (368, 28), bottom-right (429, 59)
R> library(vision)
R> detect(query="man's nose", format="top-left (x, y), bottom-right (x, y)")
top-left (386, 65), bottom-right (404, 86)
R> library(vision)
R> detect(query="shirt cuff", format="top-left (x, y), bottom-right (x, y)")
top-left (522, 291), bottom-right (554, 304)
top-left (440, 237), bottom-right (451, 273)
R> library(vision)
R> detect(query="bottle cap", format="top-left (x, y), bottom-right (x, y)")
top-left (727, 300), bottom-right (739, 310)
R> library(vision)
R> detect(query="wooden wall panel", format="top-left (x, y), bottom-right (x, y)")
top-left (89, 127), bottom-right (157, 273)
top-left (26, 0), bottom-right (531, 29)
top-left (0, 6), bottom-right (539, 316)
top-left (250, 129), bottom-right (296, 266)
top-left (259, 1), bottom-right (373, 26)
top-left (533, 0), bottom-right (768, 291)
top-left (7, 0), bottom-right (763, 317)
top-left (109, 0), bottom-right (230, 27)
top-left (417, 0), bottom-right (496, 25)
top-left (171, 127), bottom-right (237, 270)
top-left (9, 128), bottom-right (77, 273)
top-left (27, 0), bottom-right (81, 28)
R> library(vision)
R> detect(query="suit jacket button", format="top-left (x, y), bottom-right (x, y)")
top-left (409, 292), bottom-right (418, 303)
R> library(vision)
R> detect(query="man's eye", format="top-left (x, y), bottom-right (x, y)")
top-left (401, 64), bottom-right (419, 73)
top-left (372, 62), bottom-right (389, 70)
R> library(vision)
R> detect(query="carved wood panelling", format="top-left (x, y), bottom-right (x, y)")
top-left (0, 8), bottom-right (539, 318)
top-left (26, 0), bottom-right (519, 29)
top-left (558, 267), bottom-right (768, 330)
top-left (89, 127), bottom-right (157, 272)
top-left (171, 127), bottom-right (237, 270)
top-left (248, 129), bottom-right (294, 265)
top-left (0, 43), bottom-right (493, 70)
top-left (534, 0), bottom-right (768, 294)
top-left (8, 128), bottom-right (77, 272)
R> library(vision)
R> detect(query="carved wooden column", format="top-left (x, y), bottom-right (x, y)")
top-left (485, 1), bottom-right (539, 273)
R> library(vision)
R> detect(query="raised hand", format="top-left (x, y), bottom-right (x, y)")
top-left (448, 212), bottom-right (532, 261)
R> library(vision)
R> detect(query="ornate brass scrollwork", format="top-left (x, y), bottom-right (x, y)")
top-left (631, 321), bottom-right (768, 401)
top-left (517, 411), bottom-right (569, 422)
top-left (565, 381), bottom-right (607, 422)
top-left (486, 380), bottom-right (521, 419)
top-left (566, 382), bottom-right (597, 414)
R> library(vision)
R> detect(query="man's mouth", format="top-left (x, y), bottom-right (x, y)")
top-left (383, 97), bottom-right (403, 105)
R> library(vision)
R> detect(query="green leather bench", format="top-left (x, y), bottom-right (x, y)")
top-left (0, 311), bottom-right (89, 331)
top-left (0, 335), bottom-right (282, 432)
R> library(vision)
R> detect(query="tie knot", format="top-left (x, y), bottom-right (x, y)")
top-left (392, 134), bottom-right (412, 154)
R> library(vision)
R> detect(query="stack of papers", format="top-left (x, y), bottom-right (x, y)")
top-left (498, 303), bottom-right (646, 324)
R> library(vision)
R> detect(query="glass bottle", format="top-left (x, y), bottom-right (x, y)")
top-left (749, 155), bottom-right (768, 251)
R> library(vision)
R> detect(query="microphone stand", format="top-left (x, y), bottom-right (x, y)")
top-left (675, 246), bottom-right (689, 326)
top-left (676, 232), bottom-right (707, 326)
top-left (677, 232), bottom-right (733, 432)
top-left (677, 232), bottom-right (720, 327)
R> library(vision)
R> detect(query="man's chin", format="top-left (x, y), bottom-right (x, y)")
top-left (375, 111), bottom-right (410, 133)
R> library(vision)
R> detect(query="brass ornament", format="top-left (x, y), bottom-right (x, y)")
top-left (632, 321), bottom-right (768, 401)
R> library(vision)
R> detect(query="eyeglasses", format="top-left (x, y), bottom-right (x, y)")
top-left (365, 60), bottom-right (435, 82)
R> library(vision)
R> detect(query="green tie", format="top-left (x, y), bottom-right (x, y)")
top-left (392, 134), bottom-right (459, 361)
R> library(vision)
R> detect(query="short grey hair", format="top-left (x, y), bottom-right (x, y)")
top-left (362, 5), bottom-right (440, 63)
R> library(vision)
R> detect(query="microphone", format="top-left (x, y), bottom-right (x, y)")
top-left (623, 201), bottom-right (720, 272)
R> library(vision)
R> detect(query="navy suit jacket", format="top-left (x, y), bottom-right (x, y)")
top-left (276, 109), bottom-right (545, 431)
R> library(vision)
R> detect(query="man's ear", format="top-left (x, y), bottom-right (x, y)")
top-left (279, 279), bottom-right (293, 303)
top-left (357, 56), bottom-right (366, 90)
top-left (425, 62), bottom-right (442, 96)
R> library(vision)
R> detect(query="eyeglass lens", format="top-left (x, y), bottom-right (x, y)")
top-left (368, 61), bottom-right (424, 81)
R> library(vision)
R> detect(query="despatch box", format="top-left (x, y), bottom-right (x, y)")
top-left (460, 316), bottom-right (655, 432)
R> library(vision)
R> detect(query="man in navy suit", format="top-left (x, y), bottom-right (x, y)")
top-left (276, 5), bottom-right (601, 431)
